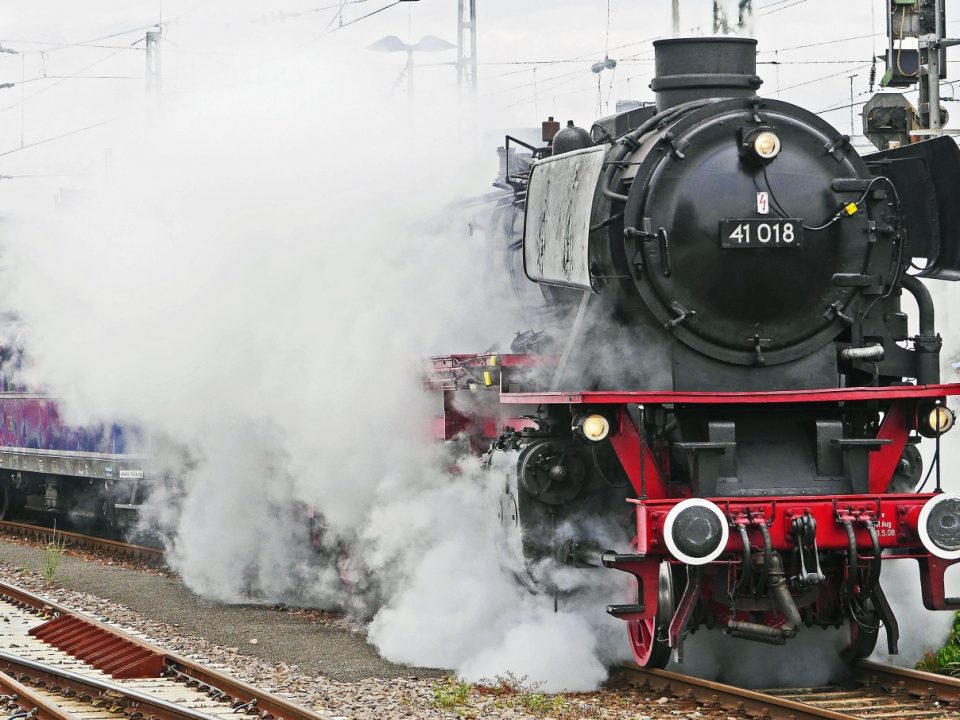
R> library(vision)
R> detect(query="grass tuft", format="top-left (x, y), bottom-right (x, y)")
top-left (916, 612), bottom-right (960, 675)
top-left (476, 673), bottom-right (566, 716)
top-left (432, 676), bottom-right (473, 710)
top-left (40, 528), bottom-right (67, 582)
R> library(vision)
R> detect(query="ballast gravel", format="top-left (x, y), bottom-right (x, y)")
top-left (0, 539), bottom-right (725, 720)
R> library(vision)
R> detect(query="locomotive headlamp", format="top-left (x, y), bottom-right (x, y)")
top-left (753, 131), bottom-right (781, 160)
top-left (740, 127), bottom-right (782, 164)
top-left (663, 498), bottom-right (729, 565)
top-left (927, 405), bottom-right (956, 435)
top-left (918, 493), bottom-right (960, 559)
top-left (579, 414), bottom-right (611, 442)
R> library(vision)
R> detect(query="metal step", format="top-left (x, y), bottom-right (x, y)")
top-left (606, 603), bottom-right (646, 620)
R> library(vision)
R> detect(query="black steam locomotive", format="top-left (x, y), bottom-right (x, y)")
top-left (431, 37), bottom-right (960, 667)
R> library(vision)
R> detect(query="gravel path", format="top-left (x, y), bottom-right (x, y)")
top-left (0, 540), bottom-right (420, 681)
top-left (0, 539), bottom-right (705, 720)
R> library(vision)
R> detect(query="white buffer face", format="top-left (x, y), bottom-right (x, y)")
top-left (919, 493), bottom-right (960, 560)
top-left (663, 498), bottom-right (730, 565)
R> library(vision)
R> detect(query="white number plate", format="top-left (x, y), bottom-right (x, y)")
top-left (720, 219), bottom-right (803, 248)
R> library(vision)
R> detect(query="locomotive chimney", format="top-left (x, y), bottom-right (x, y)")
top-left (651, 37), bottom-right (762, 111)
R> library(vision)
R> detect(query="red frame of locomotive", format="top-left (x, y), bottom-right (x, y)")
top-left (430, 354), bottom-right (960, 660)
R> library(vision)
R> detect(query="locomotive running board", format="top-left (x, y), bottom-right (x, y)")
top-left (29, 615), bottom-right (165, 678)
top-left (497, 382), bottom-right (960, 405)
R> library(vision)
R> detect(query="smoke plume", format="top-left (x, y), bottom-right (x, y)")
top-left (0, 56), bottom-right (639, 691)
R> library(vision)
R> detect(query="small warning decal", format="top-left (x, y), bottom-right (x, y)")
top-left (757, 191), bottom-right (770, 215)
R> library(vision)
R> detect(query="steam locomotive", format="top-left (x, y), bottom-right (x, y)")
top-left (430, 37), bottom-right (960, 667)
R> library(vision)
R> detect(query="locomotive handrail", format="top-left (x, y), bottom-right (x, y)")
top-left (497, 382), bottom-right (960, 405)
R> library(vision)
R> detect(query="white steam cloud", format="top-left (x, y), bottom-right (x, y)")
top-left (0, 59), bottom-right (634, 691)
top-left (362, 455), bottom-right (628, 690)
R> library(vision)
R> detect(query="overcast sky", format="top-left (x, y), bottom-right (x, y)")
top-left (0, 0), bottom-right (957, 212)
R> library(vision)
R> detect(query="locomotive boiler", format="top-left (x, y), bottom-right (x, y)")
top-left (430, 36), bottom-right (960, 668)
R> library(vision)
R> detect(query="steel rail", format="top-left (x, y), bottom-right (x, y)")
top-left (0, 580), bottom-right (332, 720)
top-left (0, 668), bottom-right (77, 720)
top-left (0, 651), bottom-right (222, 720)
top-left (622, 662), bottom-right (858, 720)
top-left (623, 660), bottom-right (960, 719)
top-left (851, 660), bottom-right (960, 703)
top-left (0, 520), bottom-right (165, 566)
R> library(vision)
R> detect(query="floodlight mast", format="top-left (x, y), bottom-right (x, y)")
top-left (146, 28), bottom-right (161, 99)
top-left (457, 0), bottom-right (477, 94)
top-left (367, 34), bottom-right (455, 102)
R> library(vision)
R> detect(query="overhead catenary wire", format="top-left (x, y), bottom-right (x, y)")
top-left (506, 34), bottom-right (896, 121)
top-left (489, 66), bottom-right (591, 99)
top-left (614, 55), bottom-right (875, 92)
top-left (819, 98), bottom-right (869, 114)
top-left (321, 0), bottom-right (351, 33)
top-left (0, 172), bottom-right (93, 179)
top-left (483, 35), bottom-right (662, 83)
top-left (477, 19), bottom-right (915, 115)
top-left (754, 0), bottom-right (796, 9)
top-left (229, 0), bottom-right (409, 74)
top-left (441, 58), bottom-right (869, 67)
top-left (754, 0), bottom-right (799, 10)
top-left (0, 38), bottom-right (145, 115)
top-left (1, 75), bottom-right (142, 87)
top-left (0, 16), bottom-right (924, 219)
top-left (252, 0), bottom-right (369, 23)
top-left (0, 119), bottom-right (112, 159)
top-left (758, 0), bottom-right (809, 16)
top-left (0, 22), bottom-right (163, 56)
top-left (486, 51), bottom-right (654, 101)
top-left (3, 3), bottom-right (947, 191)
top-left (499, 55), bottom-right (858, 105)
top-left (776, 63), bottom-right (872, 93)
top-left (0, 3), bottom-right (936, 172)
top-left (761, 32), bottom-right (884, 54)
top-left (298, 1), bottom-right (402, 46)
top-left (225, 8), bottom-right (906, 107)
top-left (0, 42), bottom-right (145, 54)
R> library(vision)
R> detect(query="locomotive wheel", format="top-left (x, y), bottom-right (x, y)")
top-left (841, 600), bottom-right (880, 662)
top-left (627, 562), bottom-right (675, 668)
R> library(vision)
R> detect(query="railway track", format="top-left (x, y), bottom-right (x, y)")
top-left (4, 526), bottom-right (956, 720)
top-left (623, 661), bottom-right (960, 719)
top-left (0, 520), bottom-right (165, 566)
top-left (0, 579), bottom-right (331, 720)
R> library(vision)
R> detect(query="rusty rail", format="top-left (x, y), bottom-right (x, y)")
top-left (622, 660), bottom-right (960, 719)
top-left (0, 667), bottom-right (77, 720)
top-left (0, 580), bottom-right (332, 720)
top-left (0, 520), bottom-right (165, 566)
top-left (0, 651), bottom-right (224, 720)
top-left (622, 662), bottom-right (856, 719)
top-left (850, 660), bottom-right (960, 703)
